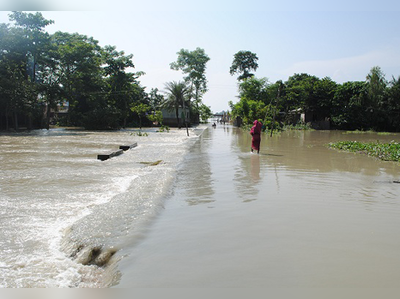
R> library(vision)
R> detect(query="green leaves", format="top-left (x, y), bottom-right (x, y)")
top-left (8, 11), bottom-right (54, 32)
top-left (197, 103), bottom-right (213, 122)
top-left (130, 103), bottom-right (150, 129)
top-left (238, 77), bottom-right (270, 103)
top-left (170, 47), bottom-right (210, 100)
top-left (130, 103), bottom-right (150, 115)
top-left (230, 51), bottom-right (259, 81)
top-left (0, 12), bottom-right (148, 130)
top-left (328, 140), bottom-right (400, 162)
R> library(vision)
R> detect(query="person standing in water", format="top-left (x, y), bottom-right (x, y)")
top-left (250, 120), bottom-right (262, 154)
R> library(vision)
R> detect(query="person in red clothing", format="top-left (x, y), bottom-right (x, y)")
top-left (250, 120), bottom-right (262, 153)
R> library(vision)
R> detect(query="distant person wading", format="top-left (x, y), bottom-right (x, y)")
top-left (250, 120), bottom-right (262, 154)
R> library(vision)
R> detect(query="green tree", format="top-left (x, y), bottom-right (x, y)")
top-left (102, 45), bottom-right (140, 128)
top-left (198, 103), bottom-right (213, 122)
top-left (148, 88), bottom-right (164, 111)
top-left (39, 58), bottom-right (64, 129)
top-left (284, 73), bottom-right (318, 113)
top-left (1, 12), bottom-right (55, 130)
top-left (387, 76), bottom-right (400, 131)
top-left (162, 81), bottom-right (191, 128)
top-left (130, 103), bottom-right (150, 129)
top-left (230, 50), bottom-right (259, 81)
top-left (230, 77), bottom-right (271, 125)
top-left (8, 12), bottom-right (54, 83)
top-left (230, 98), bottom-right (266, 125)
top-left (51, 31), bottom-right (104, 126)
top-left (331, 81), bottom-right (368, 130)
top-left (365, 66), bottom-right (388, 130)
top-left (0, 23), bottom-right (25, 130)
top-left (170, 47), bottom-right (210, 110)
top-left (310, 77), bottom-right (337, 118)
top-left (147, 110), bottom-right (163, 126)
top-left (238, 77), bottom-right (270, 103)
top-left (366, 66), bottom-right (387, 105)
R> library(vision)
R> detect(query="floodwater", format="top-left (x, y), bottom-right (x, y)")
top-left (117, 125), bottom-right (400, 288)
top-left (0, 127), bottom-right (202, 287)
top-left (1, 125), bottom-right (399, 288)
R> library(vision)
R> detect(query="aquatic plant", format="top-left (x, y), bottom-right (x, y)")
top-left (157, 125), bottom-right (170, 132)
top-left (342, 130), bottom-right (394, 135)
top-left (130, 131), bottom-right (149, 137)
top-left (328, 140), bottom-right (400, 162)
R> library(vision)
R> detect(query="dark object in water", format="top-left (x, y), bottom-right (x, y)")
top-left (119, 142), bottom-right (138, 151)
top-left (394, 180), bottom-right (400, 184)
top-left (98, 142), bottom-right (138, 160)
top-left (74, 245), bottom-right (117, 267)
top-left (97, 149), bottom-right (124, 161)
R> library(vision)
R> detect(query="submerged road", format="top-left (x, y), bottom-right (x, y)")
top-left (117, 124), bottom-right (400, 287)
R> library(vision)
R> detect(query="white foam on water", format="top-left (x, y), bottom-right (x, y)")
top-left (0, 126), bottom-right (206, 287)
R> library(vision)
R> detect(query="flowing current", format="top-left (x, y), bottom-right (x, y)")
top-left (0, 127), bottom-right (204, 287)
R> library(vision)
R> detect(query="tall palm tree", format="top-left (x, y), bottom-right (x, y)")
top-left (162, 81), bottom-right (191, 128)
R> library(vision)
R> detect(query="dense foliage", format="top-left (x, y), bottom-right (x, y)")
top-left (328, 140), bottom-right (400, 162)
top-left (163, 81), bottom-right (191, 128)
top-left (0, 12), bottom-right (212, 130)
top-left (230, 51), bottom-right (259, 81)
top-left (169, 47), bottom-right (211, 125)
top-left (230, 67), bottom-right (400, 132)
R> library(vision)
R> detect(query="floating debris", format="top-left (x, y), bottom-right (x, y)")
top-left (139, 160), bottom-right (163, 166)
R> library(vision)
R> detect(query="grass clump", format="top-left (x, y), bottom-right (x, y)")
top-left (131, 131), bottom-right (149, 137)
top-left (328, 140), bottom-right (400, 162)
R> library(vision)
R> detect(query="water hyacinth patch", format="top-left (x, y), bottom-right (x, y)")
top-left (328, 140), bottom-right (400, 162)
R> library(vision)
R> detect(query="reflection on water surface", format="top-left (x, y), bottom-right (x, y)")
top-left (118, 125), bottom-right (400, 288)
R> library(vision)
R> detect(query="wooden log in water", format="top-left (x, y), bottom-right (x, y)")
top-left (97, 149), bottom-right (124, 161)
top-left (119, 142), bottom-right (138, 151)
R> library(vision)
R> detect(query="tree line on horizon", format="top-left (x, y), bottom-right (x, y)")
top-left (3, 12), bottom-right (399, 133)
top-left (0, 12), bottom-right (213, 131)
top-left (229, 51), bottom-right (400, 132)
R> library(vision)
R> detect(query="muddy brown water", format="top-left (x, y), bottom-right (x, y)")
top-left (117, 126), bottom-right (400, 287)
top-left (0, 128), bottom-right (200, 287)
top-left (1, 126), bottom-right (399, 287)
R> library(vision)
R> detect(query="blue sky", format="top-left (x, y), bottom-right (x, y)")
top-left (1, 1), bottom-right (400, 112)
